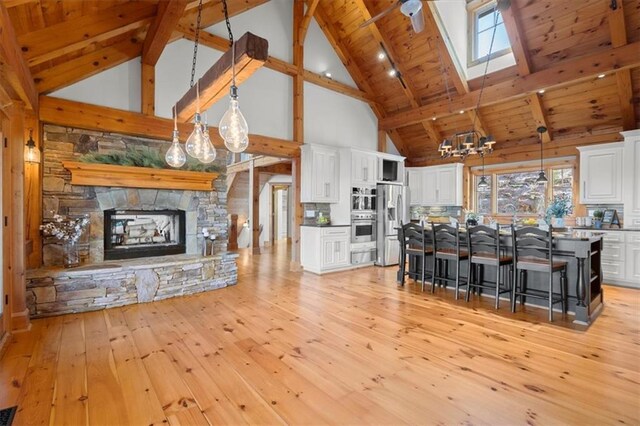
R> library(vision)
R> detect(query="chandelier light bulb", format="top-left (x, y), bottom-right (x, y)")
top-left (199, 123), bottom-right (217, 164)
top-left (220, 88), bottom-right (249, 153)
top-left (185, 113), bottom-right (205, 159)
top-left (165, 130), bottom-right (187, 168)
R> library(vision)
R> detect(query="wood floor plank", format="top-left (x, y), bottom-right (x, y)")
top-left (1, 243), bottom-right (638, 424)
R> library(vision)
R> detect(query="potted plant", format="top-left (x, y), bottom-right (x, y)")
top-left (465, 210), bottom-right (479, 226)
top-left (545, 194), bottom-right (573, 228)
top-left (593, 210), bottom-right (604, 229)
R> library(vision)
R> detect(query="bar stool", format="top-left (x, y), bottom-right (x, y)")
top-left (399, 222), bottom-right (434, 291)
top-left (432, 223), bottom-right (469, 299)
top-left (511, 226), bottom-right (568, 322)
top-left (466, 225), bottom-right (513, 309)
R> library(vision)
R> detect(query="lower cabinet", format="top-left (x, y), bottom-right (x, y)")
top-left (599, 231), bottom-right (640, 288)
top-left (301, 226), bottom-right (351, 274)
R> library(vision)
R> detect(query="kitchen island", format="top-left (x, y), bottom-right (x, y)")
top-left (400, 228), bottom-right (604, 326)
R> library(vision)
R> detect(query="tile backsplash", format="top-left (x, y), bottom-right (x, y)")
top-left (302, 203), bottom-right (331, 225)
top-left (410, 206), bottom-right (462, 221)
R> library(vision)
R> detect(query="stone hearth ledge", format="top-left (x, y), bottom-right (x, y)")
top-left (26, 253), bottom-right (239, 318)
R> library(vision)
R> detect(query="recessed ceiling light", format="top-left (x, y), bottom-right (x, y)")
top-left (378, 52), bottom-right (386, 60)
top-left (459, 110), bottom-right (464, 114)
top-left (388, 69), bottom-right (397, 77)
top-left (597, 73), bottom-right (606, 79)
top-left (324, 71), bottom-right (332, 78)
top-left (538, 89), bottom-right (545, 94)
top-left (432, 117), bottom-right (436, 121)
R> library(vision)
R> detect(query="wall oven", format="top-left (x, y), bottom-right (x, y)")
top-left (351, 212), bottom-right (376, 243)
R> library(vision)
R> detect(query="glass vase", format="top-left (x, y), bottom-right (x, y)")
top-left (63, 240), bottom-right (80, 268)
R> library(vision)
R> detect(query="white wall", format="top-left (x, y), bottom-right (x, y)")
top-left (50, 2), bottom-right (383, 149)
top-left (433, 0), bottom-right (515, 80)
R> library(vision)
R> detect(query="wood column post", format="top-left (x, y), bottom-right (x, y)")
top-left (377, 128), bottom-right (387, 153)
top-left (141, 63), bottom-right (155, 116)
top-left (4, 101), bottom-right (30, 331)
top-left (251, 164), bottom-right (261, 255)
top-left (290, 0), bottom-right (304, 271)
top-left (228, 214), bottom-right (238, 251)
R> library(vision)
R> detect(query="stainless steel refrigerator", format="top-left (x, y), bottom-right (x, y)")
top-left (375, 183), bottom-right (409, 266)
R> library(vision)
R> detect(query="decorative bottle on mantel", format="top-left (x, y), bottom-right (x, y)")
top-left (63, 240), bottom-right (80, 268)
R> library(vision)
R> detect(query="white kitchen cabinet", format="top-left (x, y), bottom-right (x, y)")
top-left (351, 151), bottom-right (378, 186)
top-left (578, 143), bottom-right (624, 204)
top-left (407, 169), bottom-right (423, 205)
top-left (406, 164), bottom-right (463, 206)
top-left (301, 226), bottom-right (350, 274)
top-left (625, 233), bottom-right (640, 288)
top-left (622, 130), bottom-right (640, 227)
top-left (301, 144), bottom-right (339, 203)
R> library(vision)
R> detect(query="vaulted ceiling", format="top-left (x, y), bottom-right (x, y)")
top-left (3, 0), bottom-right (640, 166)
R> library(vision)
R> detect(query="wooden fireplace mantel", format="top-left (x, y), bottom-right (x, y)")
top-left (62, 161), bottom-right (220, 191)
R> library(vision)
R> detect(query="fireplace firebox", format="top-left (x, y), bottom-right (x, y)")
top-left (104, 209), bottom-right (186, 260)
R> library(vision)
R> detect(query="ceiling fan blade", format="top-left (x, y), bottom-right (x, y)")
top-left (409, 8), bottom-right (425, 33)
top-left (359, 1), bottom-right (402, 29)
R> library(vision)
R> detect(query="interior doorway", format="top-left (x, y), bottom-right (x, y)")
top-left (271, 184), bottom-right (290, 244)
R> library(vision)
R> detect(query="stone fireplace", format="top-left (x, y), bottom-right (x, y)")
top-left (26, 125), bottom-right (238, 318)
top-left (104, 209), bottom-right (186, 260)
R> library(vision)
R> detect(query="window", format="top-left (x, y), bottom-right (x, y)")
top-left (473, 165), bottom-right (574, 217)
top-left (469, 2), bottom-right (511, 65)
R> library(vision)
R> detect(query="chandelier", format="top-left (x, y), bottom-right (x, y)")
top-left (437, 2), bottom-right (504, 163)
top-left (165, 0), bottom-right (248, 168)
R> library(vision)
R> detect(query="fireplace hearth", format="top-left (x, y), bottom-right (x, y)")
top-left (104, 209), bottom-right (186, 260)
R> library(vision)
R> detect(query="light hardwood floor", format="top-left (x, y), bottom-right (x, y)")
top-left (1, 242), bottom-right (639, 425)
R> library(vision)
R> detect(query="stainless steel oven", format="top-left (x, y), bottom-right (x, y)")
top-left (351, 212), bottom-right (376, 243)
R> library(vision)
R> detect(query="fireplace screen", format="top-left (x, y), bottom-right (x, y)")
top-left (104, 209), bottom-right (186, 260)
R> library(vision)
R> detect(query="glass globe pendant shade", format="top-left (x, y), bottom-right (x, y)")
top-left (199, 125), bottom-right (217, 164)
top-left (185, 113), bottom-right (205, 159)
top-left (219, 87), bottom-right (249, 153)
top-left (165, 130), bottom-right (187, 168)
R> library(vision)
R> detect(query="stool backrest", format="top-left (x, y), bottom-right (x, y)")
top-left (432, 223), bottom-right (460, 254)
top-left (511, 225), bottom-right (554, 266)
top-left (402, 222), bottom-right (428, 251)
top-left (466, 225), bottom-right (500, 257)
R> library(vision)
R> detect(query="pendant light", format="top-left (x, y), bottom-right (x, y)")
top-left (219, 0), bottom-right (249, 153)
top-left (478, 150), bottom-right (489, 190)
top-left (536, 126), bottom-right (548, 184)
top-left (165, 106), bottom-right (187, 168)
top-left (185, 81), bottom-right (206, 159)
top-left (199, 113), bottom-right (217, 164)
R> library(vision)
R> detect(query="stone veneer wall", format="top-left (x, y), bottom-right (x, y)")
top-left (26, 254), bottom-right (238, 318)
top-left (41, 125), bottom-right (228, 266)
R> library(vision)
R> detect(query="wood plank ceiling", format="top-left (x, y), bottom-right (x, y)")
top-left (4, 0), bottom-right (640, 166)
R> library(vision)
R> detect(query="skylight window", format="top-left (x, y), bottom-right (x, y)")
top-left (469, 2), bottom-right (511, 66)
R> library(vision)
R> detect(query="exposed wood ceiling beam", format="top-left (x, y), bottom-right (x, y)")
top-left (500, 0), bottom-right (551, 142)
top-left (175, 32), bottom-right (268, 122)
top-left (421, 119), bottom-right (442, 148)
top-left (425, 2), bottom-right (468, 95)
top-left (527, 93), bottom-right (551, 143)
top-left (142, 0), bottom-right (189, 66)
top-left (183, 29), bottom-right (372, 102)
top-left (3, 0), bottom-right (37, 7)
top-left (607, 0), bottom-right (636, 131)
top-left (34, 33), bottom-right (145, 94)
top-left (298, 0), bottom-right (320, 44)
top-left (18, 1), bottom-right (157, 68)
top-left (177, 0), bottom-right (268, 36)
top-left (256, 162), bottom-right (292, 175)
top-left (39, 96), bottom-right (301, 158)
top-left (466, 110), bottom-right (488, 139)
top-left (499, 0), bottom-right (531, 76)
top-left (312, 4), bottom-right (409, 157)
top-left (379, 41), bottom-right (640, 130)
top-left (0, 2), bottom-right (37, 109)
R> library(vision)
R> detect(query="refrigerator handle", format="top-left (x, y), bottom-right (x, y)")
top-left (397, 193), bottom-right (403, 225)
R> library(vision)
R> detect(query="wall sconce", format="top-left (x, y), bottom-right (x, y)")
top-left (25, 128), bottom-right (40, 164)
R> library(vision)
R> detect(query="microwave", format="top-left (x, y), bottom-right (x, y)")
top-left (378, 157), bottom-right (404, 184)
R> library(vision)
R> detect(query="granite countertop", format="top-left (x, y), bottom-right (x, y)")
top-left (571, 227), bottom-right (640, 232)
top-left (301, 224), bottom-right (351, 227)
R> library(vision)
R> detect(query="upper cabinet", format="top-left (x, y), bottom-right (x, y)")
top-left (407, 164), bottom-right (463, 206)
top-left (622, 130), bottom-right (640, 228)
top-left (578, 143), bottom-right (624, 204)
top-left (351, 151), bottom-right (378, 186)
top-left (301, 144), bottom-right (339, 203)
